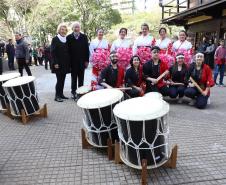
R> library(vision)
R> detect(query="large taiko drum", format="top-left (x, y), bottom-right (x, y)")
top-left (77, 89), bottom-right (123, 147)
top-left (144, 92), bottom-right (163, 100)
top-left (2, 76), bottom-right (40, 116)
top-left (0, 73), bottom-right (20, 110)
top-left (113, 97), bottom-right (170, 169)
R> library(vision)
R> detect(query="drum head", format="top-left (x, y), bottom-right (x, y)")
top-left (0, 73), bottom-right (20, 82)
top-left (77, 89), bottom-right (123, 109)
top-left (2, 76), bottom-right (36, 87)
top-left (76, 85), bottom-right (91, 94)
top-left (144, 92), bottom-right (163, 100)
top-left (113, 97), bottom-right (169, 121)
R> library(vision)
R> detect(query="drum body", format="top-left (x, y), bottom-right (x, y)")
top-left (3, 76), bottom-right (40, 116)
top-left (113, 97), bottom-right (170, 169)
top-left (77, 89), bottom-right (123, 147)
top-left (76, 86), bottom-right (91, 99)
top-left (0, 73), bottom-right (20, 110)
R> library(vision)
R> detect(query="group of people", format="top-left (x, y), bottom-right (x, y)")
top-left (0, 37), bottom-right (52, 76)
top-left (51, 21), bottom-right (225, 109)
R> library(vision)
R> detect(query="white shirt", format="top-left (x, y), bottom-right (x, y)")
top-left (89, 38), bottom-right (108, 59)
top-left (172, 40), bottom-right (192, 51)
top-left (110, 38), bottom-right (131, 52)
top-left (133, 35), bottom-right (155, 55)
top-left (156, 37), bottom-right (171, 50)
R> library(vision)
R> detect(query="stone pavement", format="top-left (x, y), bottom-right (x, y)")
top-left (0, 63), bottom-right (226, 185)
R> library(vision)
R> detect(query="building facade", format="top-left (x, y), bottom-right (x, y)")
top-left (111, 0), bottom-right (135, 14)
top-left (160, 0), bottom-right (226, 48)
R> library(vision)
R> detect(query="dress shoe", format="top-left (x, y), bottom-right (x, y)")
top-left (54, 97), bottom-right (63, 102)
top-left (60, 95), bottom-right (69, 99)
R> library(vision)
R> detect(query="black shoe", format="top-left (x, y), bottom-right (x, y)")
top-left (60, 95), bottom-right (69, 99)
top-left (71, 93), bottom-right (77, 100)
top-left (54, 97), bottom-right (63, 102)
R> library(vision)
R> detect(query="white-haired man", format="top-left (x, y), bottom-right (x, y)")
top-left (67, 22), bottom-right (89, 100)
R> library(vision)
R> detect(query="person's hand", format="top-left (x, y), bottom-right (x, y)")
top-left (188, 82), bottom-right (194, 87)
top-left (202, 89), bottom-right (208, 96)
top-left (84, 61), bottom-right (89, 68)
top-left (26, 60), bottom-right (29, 64)
top-left (54, 64), bottom-right (59, 69)
top-left (151, 78), bottom-right (158, 84)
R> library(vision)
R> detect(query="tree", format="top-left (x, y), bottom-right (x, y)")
top-left (73, 0), bottom-right (122, 40)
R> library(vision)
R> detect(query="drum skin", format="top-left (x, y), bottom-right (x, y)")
top-left (83, 101), bottom-right (119, 146)
top-left (118, 117), bottom-right (168, 167)
top-left (5, 81), bottom-right (40, 116)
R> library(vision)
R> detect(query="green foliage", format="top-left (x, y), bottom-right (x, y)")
top-left (73, 0), bottom-right (122, 40)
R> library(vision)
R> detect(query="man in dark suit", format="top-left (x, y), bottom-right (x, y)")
top-left (67, 21), bottom-right (89, 100)
top-left (6, 39), bottom-right (15, 70)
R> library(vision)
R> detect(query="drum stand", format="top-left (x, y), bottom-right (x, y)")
top-left (81, 128), bottom-right (115, 160)
top-left (4, 103), bottom-right (48, 124)
top-left (114, 141), bottom-right (178, 185)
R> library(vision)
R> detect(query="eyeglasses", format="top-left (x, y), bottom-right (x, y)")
top-left (152, 50), bottom-right (159, 53)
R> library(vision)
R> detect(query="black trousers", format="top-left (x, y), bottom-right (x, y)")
top-left (33, 56), bottom-right (38, 66)
top-left (44, 57), bottom-right (51, 70)
top-left (38, 57), bottom-right (43, 65)
top-left (71, 68), bottom-right (85, 94)
top-left (126, 87), bottom-right (140, 98)
top-left (0, 57), bottom-right (2, 75)
top-left (8, 54), bottom-right (15, 70)
top-left (17, 58), bottom-right (32, 76)
top-left (55, 73), bottom-right (66, 97)
top-left (146, 84), bottom-right (169, 96)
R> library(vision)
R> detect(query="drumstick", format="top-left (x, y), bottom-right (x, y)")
top-left (189, 77), bottom-right (204, 94)
top-left (115, 87), bottom-right (132, 90)
top-left (156, 70), bottom-right (169, 82)
top-left (165, 81), bottom-right (184, 86)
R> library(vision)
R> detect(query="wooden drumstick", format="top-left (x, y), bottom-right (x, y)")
top-left (156, 70), bottom-right (169, 82)
top-left (165, 81), bottom-right (184, 86)
top-left (116, 87), bottom-right (132, 91)
top-left (189, 77), bottom-right (204, 94)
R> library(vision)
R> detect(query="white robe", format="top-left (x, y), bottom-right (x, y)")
top-left (156, 37), bottom-right (171, 50)
top-left (110, 38), bottom-right (132, 52)
top-left (172, 40), bottom-right (192, 51)
top-left (133, 35), bottom-right (155, 55)
top-left (89, 38), bottom-right (108, 61)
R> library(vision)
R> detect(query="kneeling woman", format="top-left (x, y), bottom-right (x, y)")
top-left (125, 56), bottom-right (144, 97)
top-left (184, 52), bottom-right (214, 109)
top-left (168, 53), bottom-right (188, 103)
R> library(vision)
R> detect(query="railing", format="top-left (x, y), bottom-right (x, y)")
top-left (160, 0), bottom-right (217, 20)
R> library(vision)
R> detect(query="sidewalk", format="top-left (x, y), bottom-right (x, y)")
top-left (0, 66), bottom-right (226, 184)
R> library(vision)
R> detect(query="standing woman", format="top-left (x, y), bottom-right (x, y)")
top-left (156, 27), bottom-right (172, 54)
top-left (156, 27), bottom-right (174, 67)
top-left (111, 28), bottom-right (132, 69)
top-left (168, 53), bottom-right (188, 103)
top-left (172, 30), bottom-right (193, 65)
top-left (125, 55), bottom-right (144, 97)
top-left (133, 23), bottom-right (156, 64)
top-left (51, 23), bottom-right (70, 102)
top-left (89, 29), bottom-right (109, 88)
top-left (184, 52), bottom-right (214, 109)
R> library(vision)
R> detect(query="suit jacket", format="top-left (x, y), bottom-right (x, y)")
top-left (66, 32), bottom-right (89, 71)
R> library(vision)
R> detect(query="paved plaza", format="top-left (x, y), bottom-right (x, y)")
top-left (0, 63), bottom-right (226, 185)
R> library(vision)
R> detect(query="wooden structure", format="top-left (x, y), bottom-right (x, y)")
top-left (2, 103), bottom-right (48, 124)
top-left (160, 0), bottom-right (226, 47)
top-left (81, 128), bottom-right (115, 160)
